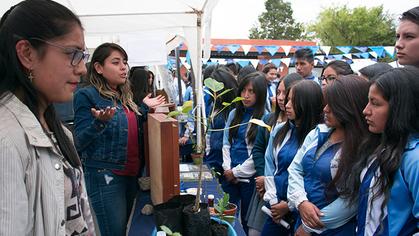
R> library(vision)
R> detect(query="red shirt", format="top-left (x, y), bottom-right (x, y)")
top-left (113, 107), bottom-right (140, 176)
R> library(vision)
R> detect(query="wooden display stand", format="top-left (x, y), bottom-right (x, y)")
top-left (148, 113), bottom-right (180, 205)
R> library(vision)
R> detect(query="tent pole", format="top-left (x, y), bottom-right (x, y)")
top-left (175, 46), bottom-right (183, 105)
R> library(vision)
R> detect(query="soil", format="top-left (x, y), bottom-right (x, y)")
top-left (210, 219), bottom-right (228, 236)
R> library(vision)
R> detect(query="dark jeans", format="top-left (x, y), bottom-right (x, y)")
top-left (84, 167), bottom-right (138, 236)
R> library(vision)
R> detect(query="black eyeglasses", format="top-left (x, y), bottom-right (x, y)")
top-left (319, 75), bottom-right (337, 83)
top-left (30, 37), bottom-right (90, 66)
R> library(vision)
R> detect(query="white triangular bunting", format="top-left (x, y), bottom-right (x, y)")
top-left (241, 44), bottom-right (252, 55)
top-left (315, 55), bottom-right (325, 62)
top-left (343, 53), bottom-right (352, 59)
top-left (281, 46), bottom-right (292, 56)
top-left (369, 51), bottom-right (378, 58)
top-left (320, 46), bottom-right (331, 56)
top-left (249, 59), bottom-right (259, 68)
top-left (384, 46), bottom-right (395, 57)
top-left (281, 58), bottom-right (291, 67)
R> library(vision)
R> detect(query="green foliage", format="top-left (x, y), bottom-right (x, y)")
top-left (249, 0), bottom-right (304, 40)
top-left (309, 5), bottom-right (396, 47)
top-left (160, 225), bottom-right (182, 236)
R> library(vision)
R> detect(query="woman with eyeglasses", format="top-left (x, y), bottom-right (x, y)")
top-left (0, 0), bottom-right (95, 235)
top-left (319, 60), bottom-right (354, 89)
top-left (73, 43), bottom-right (157, 235)
top-left (396, 6), bottom-right (419, 68)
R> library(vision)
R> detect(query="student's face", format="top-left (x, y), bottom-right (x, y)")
top-left (95, 50), bottom-right (128, 89)
top-left (266, 68), bottom-right (277, 81)
top-left (321, 67), bottom-right (338, 89)
top-left (396, 20), bottom-right (419, 67)
top-left (276, 80), bottom-right (286, 111)
top-left (285, 88), bottom-right (296, 121)
top-left (241, 82), bottom-right (256, 108)
top-left (323, 104), bottom-right (340, 128)
top-left (295, 59), bottom-right (314, 78)
top-left (31, 26), bottom-right (87, 105)
top-left (363, 84), bottom-right (389, 134)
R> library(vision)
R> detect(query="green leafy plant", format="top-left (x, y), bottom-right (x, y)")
top-left (160, 225), bottom-right (182, 236)
top-left (169, 77), bottom-right (271, 213)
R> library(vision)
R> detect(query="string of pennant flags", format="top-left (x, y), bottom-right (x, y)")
top-left (168, 44), bottom-right (396, 70)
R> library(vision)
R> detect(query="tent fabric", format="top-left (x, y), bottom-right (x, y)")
top-left (1, 0), bottom-right (218, 152)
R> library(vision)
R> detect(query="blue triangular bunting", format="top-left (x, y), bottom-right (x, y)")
top-left (259, 59), bottom-right (268, 65)
top-left (360, 52), bottom-right (370, 59)
top-left (270, 58), bottom-right (282, 67)
top-left (226, 44), bottom-right (241, 54)
top-left (336, 46), bottom-right (353, 54)
top-left (369, 46), bottom-right (385, 58)
top-left (237, 60), bottom-right (250, 67)
top-left (308, 46), bottom-right (319, 55)
top-left (265, 46), bottom-right (279, 56)
top-left (215, 45), bottom-right (225, 53)
top-left (333, 54), bottom-right (344, 60)
top-left (354, 46), bottom-right (368, 52)
top-left (255, 46), bottom-right (265, 54)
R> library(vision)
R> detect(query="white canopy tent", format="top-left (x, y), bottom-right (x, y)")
top-left (1, 0), bottom-right (218, 151)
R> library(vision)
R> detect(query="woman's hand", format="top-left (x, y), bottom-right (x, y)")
top-left (223, 169), bottom-right (236, 183)
top-left (271, 201), bottom-right (289, 223)
top-left (91, 107), bottom-right (116, 122)
top-left (255, 176), bottom-right (265, 198)
top-left (179, 136), bottom-right (189, 145)
top-left (143, 94), bottom-right (165, 108)
top-left (295, 225), bottom-right (311, 236)
top-left (298, 201), bottom-right (325, 229)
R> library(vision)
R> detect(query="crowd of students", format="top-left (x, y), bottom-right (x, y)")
top-left (0, 0), bottom-right (418, 236)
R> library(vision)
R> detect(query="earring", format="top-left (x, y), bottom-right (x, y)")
top-left (28, 71), bottom-right (34, 83)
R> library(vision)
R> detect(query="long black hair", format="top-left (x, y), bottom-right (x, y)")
top-left (228, 72), bottom-right (267, 144)
top-left (209, 66), bottom-right (238, 120)
top-left (273, 80), bottom-right (323, 147)
top-left (129, 67), bottom-right (149, 105)
top-left (321, 60), bottom-right (354, 77)
top-left (324, 75), bottom-right (370, 199)
top-left (0, 0), bottom-right (82, 167)
top-left (346, 67), bottom-right (419, 208)
top-left (267, 72), bottom-right (303, 127)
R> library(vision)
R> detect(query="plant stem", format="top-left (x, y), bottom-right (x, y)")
top-left (207, 122), bottom-right (250, 132)
top-left (193, 157), bottom-right (203, 212)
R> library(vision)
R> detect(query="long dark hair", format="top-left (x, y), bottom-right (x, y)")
top-left (0, 0), bottom-right (82, 167)
top-left (209, 66), bottom-right (238, 120)
top-left (229, 72), bottom-right (267, 144)
top-left (89, 42), bottom-right (138, 113)
top-left (129, 67), bottom-right (149, 105)
top-left (325, 75), bottom-right (370, 198)
top-left (321, 60), bottom-right (354, 77)
top-left (346, 67), bottom-right (419, 208)
top-left (274, 80), bottom-right (323, 147)
top-left (267, 72), bottom-right (303, 127)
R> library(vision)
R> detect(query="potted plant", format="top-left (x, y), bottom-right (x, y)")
top-left (167, 78), bottom-right (270, 235)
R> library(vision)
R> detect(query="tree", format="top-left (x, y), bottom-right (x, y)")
top-left (309, 5), bottom-right (396, 46)
top-left (249, 0), bottom-right (304, 40)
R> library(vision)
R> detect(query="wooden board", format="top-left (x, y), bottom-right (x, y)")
top-left (148, 113), bottom-right (180, 204)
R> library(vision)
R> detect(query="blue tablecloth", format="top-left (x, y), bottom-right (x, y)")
top-left (128, 179), bottom-right (246, 236)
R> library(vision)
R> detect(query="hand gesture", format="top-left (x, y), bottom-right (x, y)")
top-left (91, 106), bottom-right (116, 122)
top-left (255, 176), bottom-right (265, 198)
top-left (224, 169), bottom-right (236, 183)
top-left (271, 201), bottom-right (289, 224)
top-left (143, 94), bottom-right (165, 108)
top-left (298, 201), bottom-right (325, 229)
top-left (179, 136), bottom-right (189, 145)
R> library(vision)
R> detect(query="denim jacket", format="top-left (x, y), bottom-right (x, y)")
top-left (73, 86), bottom-right (147, 170)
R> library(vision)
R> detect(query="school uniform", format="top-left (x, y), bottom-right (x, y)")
top-left (357, 133), bottom-right (419, 236)
top-left (288, 124), bottom-right (356, 236)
